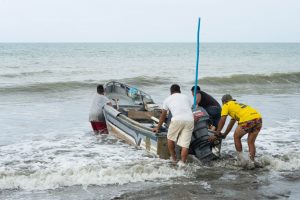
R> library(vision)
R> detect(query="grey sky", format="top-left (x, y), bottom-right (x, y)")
top-left (0, 0), bottom-right (299, 42)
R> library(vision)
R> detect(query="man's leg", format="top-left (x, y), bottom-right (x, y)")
top-left (233, 126), bottom-right (247, 152)
top-left (167, 139), bottom-right (177, 161)
top-left (177, 121), bottom-right (194, 163)
top-left (247, 127), bottom-right (261, 161)
top-left (167, 121), bottom-right (181, 161)
top-left (233, 126), bottom-right (248, 166)
top-left (181, 147), bottom-right (189, 163)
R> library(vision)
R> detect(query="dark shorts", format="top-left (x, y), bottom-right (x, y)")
top-left (239, 118), bottom-right (262, 133)
top-left (90, 121), bottom-right (108, 134)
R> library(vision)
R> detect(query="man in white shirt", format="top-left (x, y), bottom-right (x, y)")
top-left (89, 84), bottom-right (112, 134)
top-left (153, 84), bottom-right (194, 163)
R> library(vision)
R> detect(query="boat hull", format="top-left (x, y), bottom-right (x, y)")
top-left (104, 105), bottom-right (170, 159)
top-left (102, 81), bottom-right (221, 161)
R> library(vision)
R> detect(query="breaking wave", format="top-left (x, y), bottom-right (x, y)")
top-left (0, 76), bottom-right (172, 93)
top-left (0, 70), bottom-right (54, 78)
top-left (0, 161), bottom-right (184, 190)
top-left (120, 76), bottom-right (173, 86)
top-left (198, 72), bottom-right (300, 86)
top-left (0, 135), bottom-right (186, 191)
top-left (1, 120), bottom-right (300, 191)
top-left (1, 72), bottom-right (299, 94)
top-left (0, 81), bottom-right (97, 93)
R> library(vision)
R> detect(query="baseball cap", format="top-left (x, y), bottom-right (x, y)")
top-left (221, 94), bottom-right (235, 103)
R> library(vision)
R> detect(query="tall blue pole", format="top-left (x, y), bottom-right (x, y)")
top-left (193, 17), bottom-right (201, 111)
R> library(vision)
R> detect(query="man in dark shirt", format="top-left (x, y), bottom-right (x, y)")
top-left (191, 86), bottom-right (221, 128)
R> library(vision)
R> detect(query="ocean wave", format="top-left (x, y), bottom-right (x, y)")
top-left (121, 72), bottom-right (300, 87)
top-left (1, 121), bottom-right (300, 191)
top-left (0, 70), bottom-right (53, 78)
top-left (260, 153), bottom-right (300, 171)
top-left (0, 136), bottom-right (186, 191)
top-left (0, 81), bottom-right (97, 93)
top-left (1, 72), bottom-right (299, 94)
top-left (0, 161), bottom-right (184, 190)
top-left (120, 76), bottom-right (172, 86)
top-left (0, 76), bottom-right (172, 93)
top-left (198, 72), bottom-right (300, 86)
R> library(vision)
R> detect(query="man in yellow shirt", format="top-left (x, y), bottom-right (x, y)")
top-left (215, 94), bottom-right (262, 169)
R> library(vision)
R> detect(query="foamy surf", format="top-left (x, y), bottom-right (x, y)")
top-left (216, 119), bottom-right (300, 171)
top-left (0, 160), bottom-right (186, 190)
top-left (1, 120), bottom-right (299, 191)
top-left (0, 135), bottom-right (187, 191)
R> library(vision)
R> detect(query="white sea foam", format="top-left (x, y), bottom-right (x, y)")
top-left (260, 153), bottom-right (300, 171)
top-left (2, 119), bottom-right (298, 191)
top-left (218, 119), bottom-right (300, 171)
top-left (0, 135), bottom-right (187, 191)
top-left (199, 181), bottom-right (211, 190)
top-left (0, 161), bottom-right (184, 190)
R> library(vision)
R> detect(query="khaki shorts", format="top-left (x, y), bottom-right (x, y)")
top-left (167, 120), bottom-right (194, 148)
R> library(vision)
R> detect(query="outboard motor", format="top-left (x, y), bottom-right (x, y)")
top-left (167, 107), bottom-right (222, 162)
top-left (189, 107), bottom-right (222, 161)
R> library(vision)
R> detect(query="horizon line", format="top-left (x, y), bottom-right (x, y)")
top-left (0, 41), bottom-right (299, 44)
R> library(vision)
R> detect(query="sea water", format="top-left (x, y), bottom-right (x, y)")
top-left (0, 43), bottom-right (299, 199)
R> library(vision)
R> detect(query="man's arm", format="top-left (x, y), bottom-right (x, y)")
top-left (216, 115), bottom-right (236, 138)
top-left (208, 115), bottom-right (227, 142)
top-left (196, 93), bottom-right (201, 105)
top-left (216, 115), bottom-right (227, 133)
top-left (223, 119), bottom-right (236, 138)
top-left (152, 109), bottom-right (168, 133)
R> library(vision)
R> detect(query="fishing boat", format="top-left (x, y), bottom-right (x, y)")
top-left (103, 81), bottom-right (222, 161)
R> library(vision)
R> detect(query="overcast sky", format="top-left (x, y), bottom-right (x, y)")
top-left (0, 0), bottom-right (299, 42)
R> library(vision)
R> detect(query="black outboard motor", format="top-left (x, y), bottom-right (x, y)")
top-left (189, 107), bottom-right (222, 161)
top-left (167, 107), bottom-right (222, 162)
